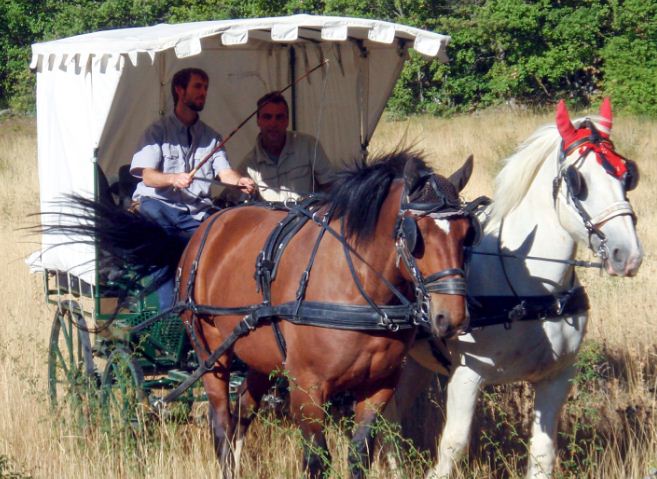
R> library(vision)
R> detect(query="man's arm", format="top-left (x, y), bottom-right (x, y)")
top-left (218, 168), bottom-right (256, 195)
top-left (140, 167), bottom-right (194, 190)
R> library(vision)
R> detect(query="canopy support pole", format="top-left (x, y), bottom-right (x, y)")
top-left (289, 46), bottom-right (297, 130)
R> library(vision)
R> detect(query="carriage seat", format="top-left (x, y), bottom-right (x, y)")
top-left (110, 164), bottom-right (140, 210)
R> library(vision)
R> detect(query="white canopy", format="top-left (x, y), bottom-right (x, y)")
top-left (30, 14), bottom-right (450, 283)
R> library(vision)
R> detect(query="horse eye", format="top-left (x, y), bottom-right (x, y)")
top-left (624, 160), bottom-right (639, 191)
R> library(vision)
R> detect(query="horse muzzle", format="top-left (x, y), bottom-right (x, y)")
top-left (604, 244), bottom-right (643, 277)
top-left (430, 297), bottom-right (469, 339)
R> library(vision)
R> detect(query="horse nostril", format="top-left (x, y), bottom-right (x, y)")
top-left (433, 313), bottom-right (447, 335)
top-left (612, 248), bottom-right (624, 264)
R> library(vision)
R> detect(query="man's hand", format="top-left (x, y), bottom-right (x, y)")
top-left (170, 172), bottom-right (194, 189)
top-left (219, 168), bottom-right (256, 196)
top-left (237, 176), bottom-right (256, 195)
top-left (142, 168), bottom-right (194, 190)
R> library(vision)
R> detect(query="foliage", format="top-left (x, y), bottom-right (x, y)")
top-left (601, 0), bottom-right (657, 115)
top-left (0, 0), bottom-right (656, 116)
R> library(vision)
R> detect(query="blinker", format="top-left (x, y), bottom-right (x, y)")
top-left (399, 216), bottom-right (419, 255)
top-left (624, 159), bottom-right (639, 192)
top-left (565, 165), bottom-right (587, 200)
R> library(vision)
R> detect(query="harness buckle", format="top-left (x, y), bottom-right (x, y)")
top-left (508, 301), bottom-right (527, 322)
top-left (242, 313), bottom-right (258, 331)
top-left (387, 321), bottom-right (400, 333)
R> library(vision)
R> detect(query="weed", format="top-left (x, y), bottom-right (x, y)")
top-left (0, 455), bottom-right (31, 479)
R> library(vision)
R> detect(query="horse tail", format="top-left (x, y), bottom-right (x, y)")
top-left (38, 194), bottom-right (186, 287)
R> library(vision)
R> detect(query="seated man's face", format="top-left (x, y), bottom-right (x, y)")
top-left (257, 102), bottom-right (289, 145)
top-left (179, 74), bottom-right (209, 112)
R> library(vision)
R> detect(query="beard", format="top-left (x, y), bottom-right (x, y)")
top-left (185, 98), bottom-right (205, 112)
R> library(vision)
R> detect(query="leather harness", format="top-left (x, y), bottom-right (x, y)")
top-left (146, 184), bottom-right (472, 404)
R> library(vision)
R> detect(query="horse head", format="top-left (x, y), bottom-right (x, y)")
top-left (397, 156), bottom-right (475, 338)
top-left (554, 98), bottom-right (643, 276)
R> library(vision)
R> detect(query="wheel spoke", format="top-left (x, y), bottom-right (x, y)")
top-left (100, 348), bottom-right (147, 430)
top-left (47, 305), bottom-right (95, 420)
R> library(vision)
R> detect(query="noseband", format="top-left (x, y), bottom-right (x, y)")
top-left (395, 175), bottom-right (469, 326)
top-left (552, 120), bottom-right (635, 260)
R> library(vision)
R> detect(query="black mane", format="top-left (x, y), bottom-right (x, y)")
top-left (320, 149), bottom-right (431, 243)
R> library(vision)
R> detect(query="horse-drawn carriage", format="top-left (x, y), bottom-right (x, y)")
top-left (30, 14), bottom-right (644, 479)
top-left (29, 12), bottom-right (461, 451)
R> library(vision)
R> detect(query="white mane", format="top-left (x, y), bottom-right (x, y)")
top-left (487, 114), bottom-right (606, 229)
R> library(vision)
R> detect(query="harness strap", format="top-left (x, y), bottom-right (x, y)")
top-left (340, 217), bottom-right (405, 331)
top-left (157, 313), bottom-right (260, 405)
top-left (271, 320), bottom-right (288, 362)
top-left (424, 268), bottom-right (467, 295)
top-left (588, 200), bottom-right (634, 225)
top-left (293, 213), bottom-right (329, 315)
top-left (190, 300), bottom-right (416, 331)
top-left (292, 204), bottom-right (412, 307)
top-left (467, 286), bottom-right (589, 329)
top-left (256, 202), bottom-right (314, 301)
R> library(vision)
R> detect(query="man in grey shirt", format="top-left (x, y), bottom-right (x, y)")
top-left (241, 91), bottom-right (335, 202)
top-left (130, 67), bottom-right (255, 307)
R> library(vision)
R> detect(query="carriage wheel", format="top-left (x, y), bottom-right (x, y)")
top-left (100, 348), bottom-right (149, 431)
top-left (47, 303), bottom-right (97, 418)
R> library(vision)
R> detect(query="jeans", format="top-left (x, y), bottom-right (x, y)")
top-left (138, 197), bottom-right (203, 310)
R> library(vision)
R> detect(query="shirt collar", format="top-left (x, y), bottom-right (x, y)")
top-left (169, 112), bottom-right (200, 134)
top-left (256, 131), bottom-right (294, 165)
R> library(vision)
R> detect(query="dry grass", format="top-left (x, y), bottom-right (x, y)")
top-left (0, 108), bottom-right (655, 478)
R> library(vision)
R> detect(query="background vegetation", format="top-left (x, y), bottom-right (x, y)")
top-left (1, 0), bottom-right (656, 115)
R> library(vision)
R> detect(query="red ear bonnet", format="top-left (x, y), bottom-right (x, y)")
top-left (556, 97), bottom-right (626, 177)
top-left (556, 100), bottom-right (578, 146)
top-left (598, 97), bottom-right (612, 138)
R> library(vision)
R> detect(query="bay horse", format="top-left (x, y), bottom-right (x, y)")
top-left (385, 99), bottom-right (643, 479)
top-left (44, 151), bottom-right (476, 478)
top-left (176, 152), bottom-right (476, 478)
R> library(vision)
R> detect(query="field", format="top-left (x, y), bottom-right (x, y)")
top-left (0, 109), bottom-right (655, 478)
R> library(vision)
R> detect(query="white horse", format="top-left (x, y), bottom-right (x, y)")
top-left (385, 99), bottom-right (643, 479)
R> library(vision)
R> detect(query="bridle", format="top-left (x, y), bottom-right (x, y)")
top-left (393, 175), bottom-right (471, 328)
top-left (552, 119), bottom-right (637, 261)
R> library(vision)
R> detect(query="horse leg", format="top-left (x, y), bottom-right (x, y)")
top-left (427, 365), bottom-right (483, 479)
top-left (289, 386), bottom-right (330, 479)
top-left (526, 365), bottom-right (576, 479)
top-left (349, 381), bottom-right (397, 479)
top-left (204, 367), bottom-right (237, 479)
top-left (381, 356), bottom-right (436, 478)
top-left (232, 371), bottom-right (272, 476)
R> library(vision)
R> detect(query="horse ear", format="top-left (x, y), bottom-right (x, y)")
top-left (556, 100), bottom-right (577, 145)
top-left (403, 157), bottom-right (432, 194)
top-left (448, 155), bottom-right (473, 193)
top-left (598, 97), bottom-right (613, 137)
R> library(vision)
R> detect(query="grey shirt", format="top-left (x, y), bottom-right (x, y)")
top-left (241, 131), bottom-right (335, 202)
top-left (131, 114), bottom-right (230, 220)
